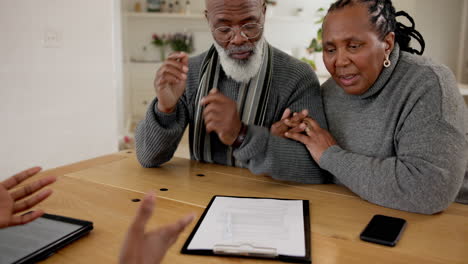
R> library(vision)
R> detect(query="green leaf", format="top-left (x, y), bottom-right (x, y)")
top-left (301, 57), bottom-right (317, 71)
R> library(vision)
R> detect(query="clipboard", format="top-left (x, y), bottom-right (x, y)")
top-left (0, 213), bottom-right (93, 264)
top-left (181, 195), bottom-right (311, 263)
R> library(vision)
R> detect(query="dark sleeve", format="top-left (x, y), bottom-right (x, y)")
top-left (233, 70), bottom-right (331, 183)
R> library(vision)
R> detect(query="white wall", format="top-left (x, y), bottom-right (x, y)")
top-left (0, 0), bottom-right (121, 179)
top-left (393, 0), bottom-right (464, 75)
top-left (459, 0), bottom-right (468, 84)
top-left (265, 0), bottom-right (333, 59)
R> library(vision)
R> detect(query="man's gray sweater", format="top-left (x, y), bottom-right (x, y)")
top-left (320, 45), bottom-right (468, 214)
top-left (136, 46), bottom-right (330, 183)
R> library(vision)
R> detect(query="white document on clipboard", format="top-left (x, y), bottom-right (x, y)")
top-left (186, 196), bottom-right (307, 257)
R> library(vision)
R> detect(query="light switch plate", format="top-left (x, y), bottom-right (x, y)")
top-left (43, 30), bottom-right (62, 48)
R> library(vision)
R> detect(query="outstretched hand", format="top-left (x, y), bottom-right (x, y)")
top-left (0, 167), bottom-right (56, 228)
top-left (119, 192), bottom-right (196, 264)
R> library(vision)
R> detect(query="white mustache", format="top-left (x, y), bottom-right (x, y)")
top-left (227, 45), bottom-right (255, 55)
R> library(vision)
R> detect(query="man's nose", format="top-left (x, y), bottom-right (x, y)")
top-left (229, 29), bottom-right (248, 46)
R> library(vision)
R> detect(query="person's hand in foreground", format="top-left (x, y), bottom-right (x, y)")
top-left (119, 192), bottom-right (196, 264)
top-left (0, 167), bottom-right (56, 228)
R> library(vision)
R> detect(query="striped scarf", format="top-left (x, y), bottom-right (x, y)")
top-left (191, 42), bottom-right (273, 166)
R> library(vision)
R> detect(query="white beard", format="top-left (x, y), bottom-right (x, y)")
top-left (213, 37), bottom-right (265, 83)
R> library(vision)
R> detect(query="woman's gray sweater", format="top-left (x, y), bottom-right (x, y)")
top-left (320, 45), bottom-right (468, 214)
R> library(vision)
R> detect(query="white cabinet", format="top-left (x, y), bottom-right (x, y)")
top-left (460, 83), bottom-right (468, 96)
top-left (127, 62), bottom-right (160, 120)
top-left (122, 11), bottom-right (212, 129)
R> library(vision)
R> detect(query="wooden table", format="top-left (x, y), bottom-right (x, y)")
top-left (28, 150), bottom-right (468, 264)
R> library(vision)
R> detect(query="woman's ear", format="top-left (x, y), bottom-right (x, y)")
top-left (384, 32), bottom-right (395, 56)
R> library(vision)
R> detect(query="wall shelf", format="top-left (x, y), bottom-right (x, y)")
top-left (459, 83), bottom-right (468, 96)
top-left (127, 60), bottom-right (163, 65)
top-left (124, 12), bottom-right (204, 20)
top-left (266, 15), bottom-right (315, 23)
top-left (124, 12), bottom-right (315, 23)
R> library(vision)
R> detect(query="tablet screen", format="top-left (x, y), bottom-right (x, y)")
top-left (0, 215), bottom-right (89, 263)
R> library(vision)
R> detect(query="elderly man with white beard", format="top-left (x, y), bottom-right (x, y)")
top-left (135, 0), bottom-right (330, 183)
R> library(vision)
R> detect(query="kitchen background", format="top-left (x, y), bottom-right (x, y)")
top-left (0, 0), bottom-right (467, 179)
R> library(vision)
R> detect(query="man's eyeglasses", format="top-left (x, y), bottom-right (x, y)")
top-left (212, 23), bottom-right (264, 43)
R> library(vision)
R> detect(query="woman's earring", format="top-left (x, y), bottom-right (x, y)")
top-left (383, 54), bottom-right (391, 68)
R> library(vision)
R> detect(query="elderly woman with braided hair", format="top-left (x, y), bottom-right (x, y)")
top-left (280, 0), bottom-right (468, 214)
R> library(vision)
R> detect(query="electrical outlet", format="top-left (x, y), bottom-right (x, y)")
top-left (43, 30), bottom-right (62, 48)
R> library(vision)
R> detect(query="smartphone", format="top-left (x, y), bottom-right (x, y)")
top-left (359, 214), bottom-right (407, 247)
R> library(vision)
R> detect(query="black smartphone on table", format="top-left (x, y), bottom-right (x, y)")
top-left (360, 214), bottom-right (407, 247)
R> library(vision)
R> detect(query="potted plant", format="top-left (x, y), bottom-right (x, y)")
top-left (168, 33), bottom-right (194, 54)
top-left (301, 7), bottom-right (326, 73)
top-left (151, 33), bottom-right (169, 61)
top-left (307, 8), bottom-right (325, 53)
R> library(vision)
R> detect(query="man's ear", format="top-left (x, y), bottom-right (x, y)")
top-left (384, 32), bottom-right (395, 56)
top-left (204, 9), bottom-right (208, 21)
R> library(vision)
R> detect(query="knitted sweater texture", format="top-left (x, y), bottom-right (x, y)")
top-left (320, 45), bottom-right (468, 214)
top-left (136, 46), bottom-right (330, 183)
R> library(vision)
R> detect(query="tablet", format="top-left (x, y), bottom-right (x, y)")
top-left (0, 213), bottom-right (93, 264)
